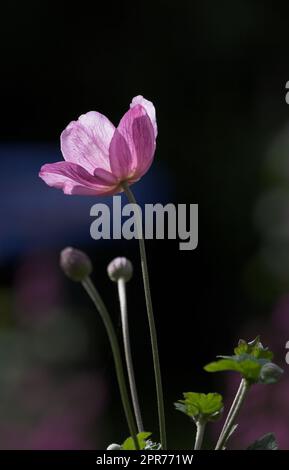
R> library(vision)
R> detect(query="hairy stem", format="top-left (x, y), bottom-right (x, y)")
top-left (216, 380), bottom-right (243, 447)
top-left (194, 420), bottom-right (206, 450)
top-left (82, 276), bottom-right (139, 450)
top-left (215, 379), bottom-right (249, 450)
top-left (122, 182), bottom-right (167, 449)
top-left (118, 277), bottom-right (144, 432)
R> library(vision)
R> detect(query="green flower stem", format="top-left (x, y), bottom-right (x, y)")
top-left (82, 276), bottom-right (139, 450)
top-left (122, 182), bottom-right (167, 450)
top-left (215, 379), bottom-right (249, 450)
top-left (117, 277), bottom-right (144, 433)
top-left (194, 420), bottom-right (206, 450)
top-left (216, 379), bottom-right (243, 448)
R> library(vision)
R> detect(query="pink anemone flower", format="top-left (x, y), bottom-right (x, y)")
top-left (39, 96), bottom-right (157, 196)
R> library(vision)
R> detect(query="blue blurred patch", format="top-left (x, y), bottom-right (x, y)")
top-left (0, 144), bottom-right (173, 260)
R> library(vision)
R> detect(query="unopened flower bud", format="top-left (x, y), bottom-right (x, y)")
top-left (260, 362), bottom-right (283, 384)
top-left (107, 257), bottom-right (133, 282)
top-left (60, 247), bottom-right (93, 282)
top-left (106, 443), bottom-right (121, 450)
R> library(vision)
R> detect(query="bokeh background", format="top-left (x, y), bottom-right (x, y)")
top-left (1, 0), bottom-right (289, 449)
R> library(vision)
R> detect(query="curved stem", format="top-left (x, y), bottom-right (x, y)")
top-left (215, 379), bottom-right (249, 450)
top-left (82, 276), bottom-right (139, 450)
top-left (122, 182), bottom-right (167, 449)
top-left (194, 420), bottom-right (206, 450)
top-left (117, 277), bottom-right (144, 433)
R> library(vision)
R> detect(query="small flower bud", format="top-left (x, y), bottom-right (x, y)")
top-left (260, 362), bottom-right (283, 384)
top-left (107, 257), bottom-right (133, 282)
top-left (60, 247), bottom-right (93, 282)
top-left (106, 443), bottom-right (121, 450)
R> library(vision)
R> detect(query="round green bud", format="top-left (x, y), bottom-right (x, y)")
top-left (260, 362), bottom-right (283, 384)
top-left (60, 247), bottom-right (93, 282)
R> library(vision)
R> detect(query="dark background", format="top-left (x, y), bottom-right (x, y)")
top-left (1, 0), bottom-right (289, 449)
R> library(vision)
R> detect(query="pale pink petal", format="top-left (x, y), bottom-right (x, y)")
top-left (93, 168), bottom-right (119, 185)
top-left (131, 110), bottom-right (156, 177)
top-left (65, 183), bottom-right (120, 196)
top-left (61, 111), bottom-right (115, 174)
top-left (39, 162), bottom-right (117, 196)
top-left (110, 104), bottom-right (155, 180)
top-left (130, 95), bottom-right (157, 137)
top-left (109, 129), bottom-right (132, 179)
top-left (63, 183), bottom-right (113, 196)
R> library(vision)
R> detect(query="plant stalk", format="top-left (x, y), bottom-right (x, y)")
top-left (82, 276), bottom-right (139, 450)
top-left (117, 277), bottom-right (144, 433)
top-left (122, 182), bottom-right (167, 449)
top-left (215, 379), bottom-right (249, 450)
top-left (194, 420), bottom-right (206, 450)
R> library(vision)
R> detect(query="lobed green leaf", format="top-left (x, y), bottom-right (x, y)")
top-left (122, 432), bottom-right (152, 450)
top-left (175, 392), bottom-right (223, 422)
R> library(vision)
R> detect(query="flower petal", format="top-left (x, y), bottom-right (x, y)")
top-left (109, 128), bottom-right (133, 179)
top-left (110, 104), bottom-right (155, 180)
top-left (93, 168), bottom-right (119, 185)
top-left (65, 183), bottom-right (120, 196)
top-left (132, 109), bottom-right (156, 177)
top-left (130, 95), bottom-right (157, 137)
top-left (39, 161), bottom-right (116, 195)
top-left (61, 111), bottom-right (115, 174)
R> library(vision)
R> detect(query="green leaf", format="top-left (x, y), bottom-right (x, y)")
top-left (234, 339), bottom-right (250, 355)
top-left (234, 338), bottom-right (273, 361)
top-left (247, 433), bottom-right (278, 450)
top-left (175, 392), bottom-right (223, 422)
top-left (122, 432), bottom-right (152, 450)
top-left (205, 337), bottom-right (275, 384)
top-left (204, 356), bottom-right (262, 383)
